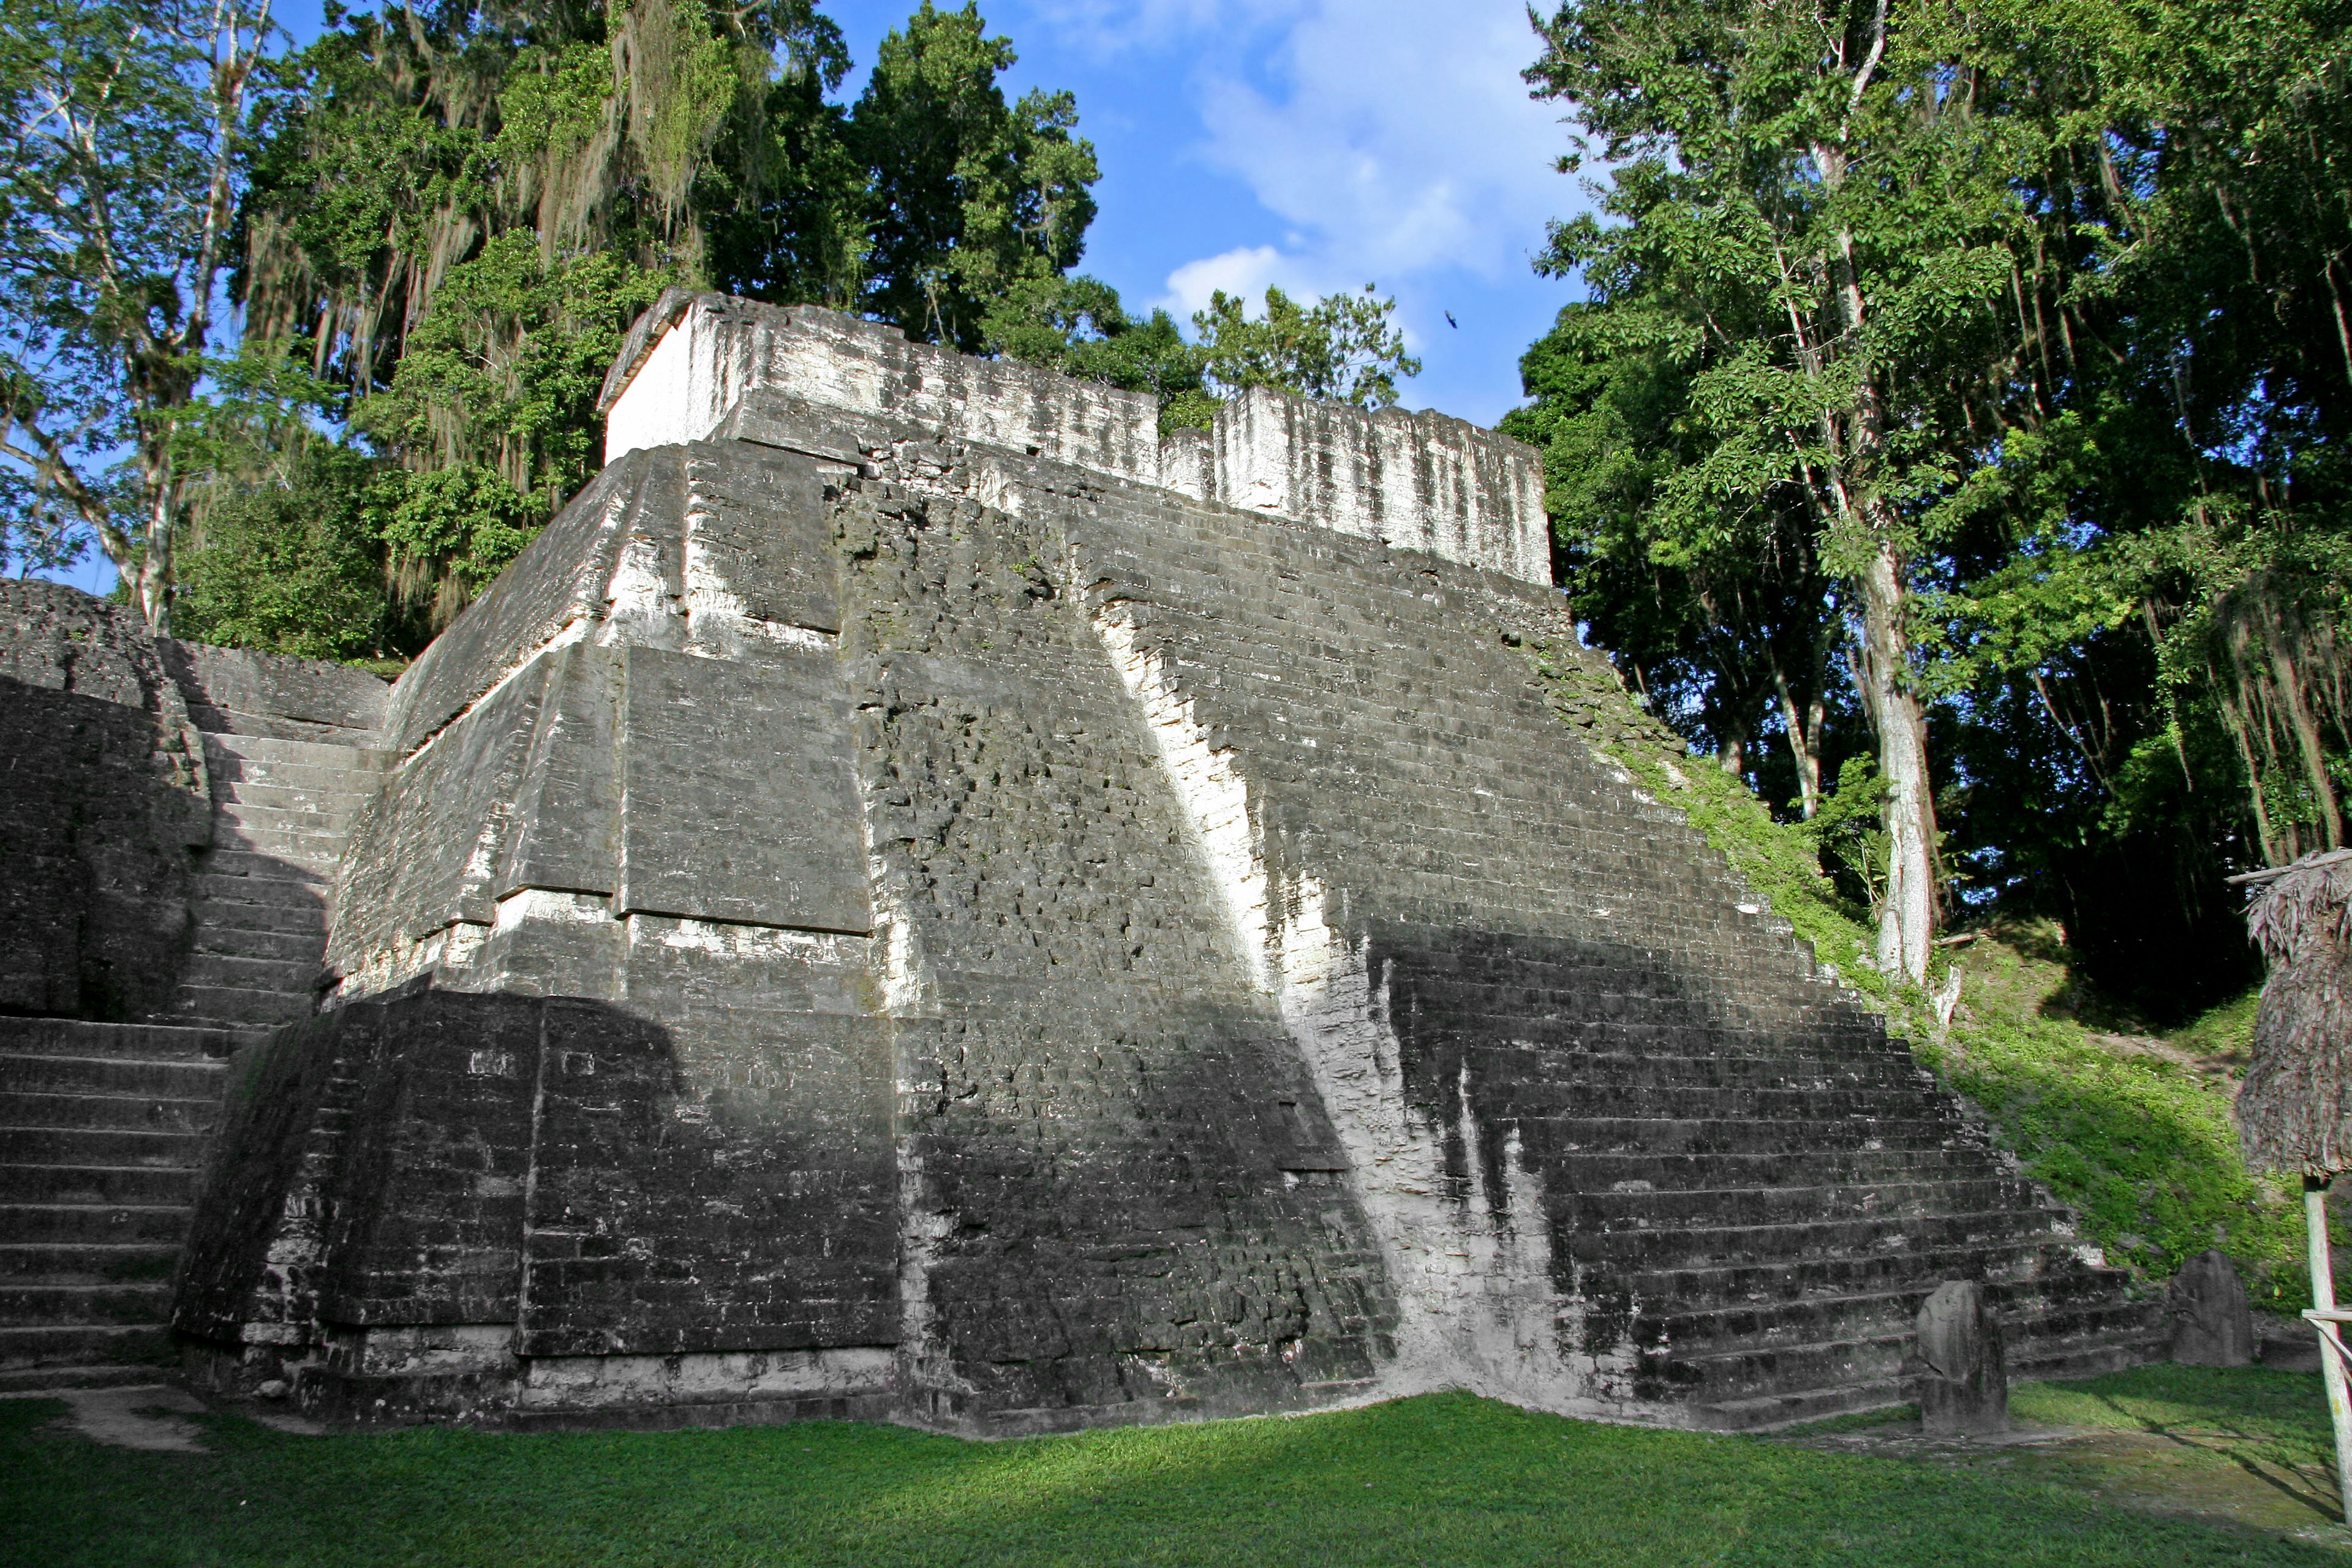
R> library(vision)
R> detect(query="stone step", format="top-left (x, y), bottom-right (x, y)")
top-left (187, 701), bottom-right (384, 749)
top-left (1506, 1084), bottom-right (1964, 1123)
top-left (1518, 1114), bottom-right (1972, 1156)
top-left (192, 872), bottom-right (330, 912)
top-left (2011, 1321), bottom-right (2172, 1382)
top-left (170, 984), bottom-right (314, 1028)
top-left (216, 797), bottom-right (360, 835)
top-left (217, 777), bottom-right (381, 817)
top-left (0, 1055), bottom-right (227, 1104)
top-left (1468, 1047), bottom-right (1933, 1092)
top-left (0, 1360), bottom-right (179, 1392)
top-left (191, 896), bottom-right (326, 940)
top-left (0, 1281), bottom-right (173, 1325)
top-left (0, 1204), bottom-right (191, 1246)
top-left (1658, 1328), bottom-right (1917, 1403)
top-left (205, 731), bottom-right (390, 772)
top-left (1562, 1177), bottom-right (2048, 1231)
top-left (191, 923), bottom-right (323, 965)
top-left (208, 751), bottom-right (386, 797)
top-left (1687, 1378), bottom-right (1912, 1432)
top-left (182, 951), bottom-right (318, 994)
top-left (197, 849), bottom-right (333, 887)
top-left (197, 926), bottom-right (323, 967)
top-left (0, 1091), bottom-right (222, 1137)
top-left (0, 1242), bottom-right (180, 1283)
top-left (1546, 1147), bottom-right (2009, 1189)
top-left (0, 1322), bottom-right (173, 1372)
top-left (1567, 1207), bottom-right (2060, 1272)
top-left (0, 1166), bottom-right (196, 1205)
top-left (211, 821), bottom-right (349, 866)
top-left (0, 1020), bottom-right (236, 1066)
top-left (0, 1127), bottom-right (209, 1170)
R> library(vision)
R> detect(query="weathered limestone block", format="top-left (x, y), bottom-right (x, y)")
top-left (614, 645), bottom-right (869, 934)
top-left (2169, 1248), bottom-right (2256, 1366)
top-left (0, 581), bottom-right (209, 1020)
top-left (1917, 1280), bottom-right (2009, 1436)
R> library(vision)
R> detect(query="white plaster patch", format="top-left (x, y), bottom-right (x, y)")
top-left (493, 889), bottom-right (614, 931)
top-left (627, 913), bottom-right (867, 967)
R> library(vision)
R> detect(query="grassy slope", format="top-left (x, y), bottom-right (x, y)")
top-left (1520, 638), bottom-right (2308, 1310)
top-left (2, 1387), bottom-right (2334, 1567)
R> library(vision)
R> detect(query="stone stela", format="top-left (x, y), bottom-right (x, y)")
top-left (0, 292), bottom-right (2166, 1432)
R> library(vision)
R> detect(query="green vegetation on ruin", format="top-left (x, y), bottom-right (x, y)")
top-left (1523, 641), bottom-right (2310, 1310)
top-left (4, 1381), bottom-right (2339, 1567)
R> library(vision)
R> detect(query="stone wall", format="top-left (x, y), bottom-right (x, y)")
top-left (0, 582), bottom-right (209, 1020)
top-left (600, 290), bottom-right (1161, 487)
top-left (1181, 385), bottom-right (1550, 584)
top-left (597, 292), bottom-right (1550, 584)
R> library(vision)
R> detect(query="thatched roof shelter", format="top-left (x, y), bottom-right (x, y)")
top-left (2237, 848), bottom-right (2352, 1176)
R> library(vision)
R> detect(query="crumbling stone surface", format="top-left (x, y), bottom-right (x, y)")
top-left (172, 293), bottom-right (2162, 1432)
top-left (1917, 1280), bottom-right (2010, 1436)
top-left (2169, 1248), bottom-right (2256, 1366)
top-left (0, 581), bottom-right (209, 1020)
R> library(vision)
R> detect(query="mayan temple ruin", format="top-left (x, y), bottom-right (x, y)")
top-left (0, 291), bottom-right (2168, 1433)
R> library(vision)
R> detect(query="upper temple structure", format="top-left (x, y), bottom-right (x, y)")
top-left (0, 292), bottom-right (2163, 1430)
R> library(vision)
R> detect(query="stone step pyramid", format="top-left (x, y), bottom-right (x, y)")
top-left (3, 292), bottom-right (2163, 1431)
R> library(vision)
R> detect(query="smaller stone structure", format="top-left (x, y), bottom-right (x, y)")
top-left (1917, 1280), bottom-right (2009, 1436)
top-left (0, 582), bottom-right (211, 1022)
top-left (0, 587), bottom-right (390, 1389)
top-left (2168, 1249), bottom-right (2256, 1366)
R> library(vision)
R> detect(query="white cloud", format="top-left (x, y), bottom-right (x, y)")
top-left (1160, 244), bottom-right (1340, 317)
top-left (1153, 1), bottom-right (1573, 312)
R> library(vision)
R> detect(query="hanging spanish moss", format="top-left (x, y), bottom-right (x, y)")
top-left (2208, 565), bottom-right (2352, 864)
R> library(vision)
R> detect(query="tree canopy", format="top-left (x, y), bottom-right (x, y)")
top-left (1510, 0), bottom-right (2351, 1009)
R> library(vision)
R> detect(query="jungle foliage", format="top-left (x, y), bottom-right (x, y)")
top-left (1509, 0), bottom-right (2352, 1016)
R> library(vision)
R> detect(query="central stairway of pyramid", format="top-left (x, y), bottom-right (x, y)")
top-left (172, 290), bottom-right (2162, 1431)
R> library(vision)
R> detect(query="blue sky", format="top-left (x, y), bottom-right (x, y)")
top-left (58, 0), bottom-right (1588, 594)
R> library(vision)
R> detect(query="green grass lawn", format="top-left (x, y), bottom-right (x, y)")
top-left (3, 1381), bottom-right (2340, 1567)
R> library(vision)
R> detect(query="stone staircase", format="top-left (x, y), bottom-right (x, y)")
top-left (1376, 933), bottom-right (2171, 1430)
top-left (0, 1018), bottom-right (236, 1389)
top-left (170, 707), bottom-right (388, 1035)
top-left (0, 644), bottom-right (388, 1390)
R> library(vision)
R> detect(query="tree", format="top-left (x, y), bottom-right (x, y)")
top-left (1528, 0), bottom-right (2041, 982)
top-left (1191, 284), bottom-right (1420, 410)
top-left (851, 1), bottom-right (1097, 352)
top-left (985, 274), bottom-right (1423, 436)
top-left (980, 273), bottom-right (1208, 432)
top-left (1504, 303), bottom-right (1848, 810)
top-left (0, 0), bottom-right (285, 630)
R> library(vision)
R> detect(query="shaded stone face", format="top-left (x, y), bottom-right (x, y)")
top-left (170, 296), bottom-right (2162, 1433)
top-left (0, 582), bottom-right (211, 1020)
top-left (2169, 1248), bottom-right (2256, 1367)
top-left (1916, 1280), bottom-right (2010, 1437)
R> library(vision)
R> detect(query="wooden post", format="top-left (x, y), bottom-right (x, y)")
top-left (2306, 1176), bottom-right (2352, 1520)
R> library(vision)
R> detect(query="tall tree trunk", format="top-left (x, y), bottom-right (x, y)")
top-left (1855, 533), bottom-right (1937, 981)
top-left (1771, 658), bottom-right (1824, 819)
